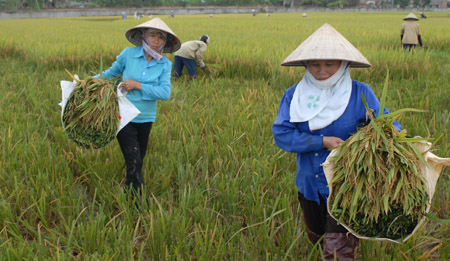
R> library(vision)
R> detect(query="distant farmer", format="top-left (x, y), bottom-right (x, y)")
top-left (401, 13), bottom-right (423, 51)
top-left (420, 12), bottom-right (427, 19)
top-left (170, 10), bottom-right (174, 18)
top-left (252, 9), bottom-right (256, 16)
top-left (272, 23), bottom-right (400, 260)
top-left (173, 35), bottom-right (209, 80)
top-left (96, 18), bottom-right (180, 197)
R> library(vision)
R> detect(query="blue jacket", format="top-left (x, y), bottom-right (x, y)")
top-left (272, 80), bottom-right (401, 204)
top-left (99, 46), bottom-right (172, 123)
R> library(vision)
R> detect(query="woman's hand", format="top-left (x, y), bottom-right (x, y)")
top-left (323, 136), bottom-right (344, 150)
top-left (121, 80), bottom-right (142, 91)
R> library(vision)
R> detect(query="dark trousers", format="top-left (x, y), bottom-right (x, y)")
top-left (403, 44), bottom-right (416, 51)
top-left (298, 192), bottom-right (348, 236)
top-left (173, 56), bottom-right (197, 78)
top-left (116, 122), bottom-right (152, 191)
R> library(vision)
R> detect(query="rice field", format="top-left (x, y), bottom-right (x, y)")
top-left (0, 11), bottom-right (449, 259)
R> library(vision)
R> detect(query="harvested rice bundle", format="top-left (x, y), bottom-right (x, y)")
top-left (63, 71), bottom-right (120, 149)
top-left (327, 74), bottom-right (430, 241)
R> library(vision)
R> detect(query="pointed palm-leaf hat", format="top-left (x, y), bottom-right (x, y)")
top-left (126, 17), bottom-right (181, 53)
top-left (281, 23), bottom-right (371, 68)
top-left (403, 13), bottom-right (419, 20)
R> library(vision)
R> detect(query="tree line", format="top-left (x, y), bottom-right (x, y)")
top-left (1, 0), bottom-right (431, 13)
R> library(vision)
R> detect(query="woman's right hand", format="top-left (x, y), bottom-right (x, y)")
top-left (323, 136), bottom-right (344, 150)
top-left (121, 79), bottom-right (142, 91)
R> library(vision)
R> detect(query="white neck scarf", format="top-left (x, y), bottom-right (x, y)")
top-left (289, 61), bottom-right (352, 131)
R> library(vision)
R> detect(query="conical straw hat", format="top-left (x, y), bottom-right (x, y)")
top-left (281, 23), bottom-right (371, 68)
top-left (125, 17), bottom-right (181, 53)
top-left (403, 13), bottom-right (419, 20)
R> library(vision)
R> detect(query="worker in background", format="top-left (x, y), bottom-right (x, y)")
top-left (173, 35), bottom-right (209, 80)
top-left (401, 13), bottom-right (424, 51)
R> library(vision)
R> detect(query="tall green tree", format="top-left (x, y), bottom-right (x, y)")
top-left (394, 0), bottom-right (409, 7)
top-left (3, 0), bottom-right (21, 10)
top-left (420, 0), bottom-right (431, 7)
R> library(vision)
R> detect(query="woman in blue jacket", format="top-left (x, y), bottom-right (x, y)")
top-left (272, 23), bottom-right (400, 260)
top-left (99, 18), bottom-right (180, 196)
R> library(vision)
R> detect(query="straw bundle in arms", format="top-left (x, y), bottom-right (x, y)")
top-left (63, 71), bottom-right (120, 149)
top-left (328, 75), bottom-right (429, 240)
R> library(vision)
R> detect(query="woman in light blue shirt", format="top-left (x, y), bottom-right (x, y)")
top-left (99, 18), bottom-right (180, 197)
top-left (272, 24), bottom-right (400, 260)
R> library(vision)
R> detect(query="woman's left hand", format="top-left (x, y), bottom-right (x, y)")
top-left (121, 80), bottom-right (142, 91)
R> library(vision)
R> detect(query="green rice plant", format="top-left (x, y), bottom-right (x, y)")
top-left (329, 72), bottom-right (431, 240)
top-left (0, 12), bottom-right (449, 259)
top-left (63, 70), bottom-right (120, 149)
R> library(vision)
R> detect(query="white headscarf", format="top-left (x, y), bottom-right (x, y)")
top-left (289, 61), bottom-right (352, 131)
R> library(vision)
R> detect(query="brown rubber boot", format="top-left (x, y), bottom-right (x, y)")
top-left (306, 226), bottom-right (323, 246)
top-left (323, 233), bottom-right (358, 261)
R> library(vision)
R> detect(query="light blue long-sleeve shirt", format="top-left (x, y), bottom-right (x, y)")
top-left (272, 80), bottom-right (401, 204)
top-left (98, 46), bottom-right (172, 123)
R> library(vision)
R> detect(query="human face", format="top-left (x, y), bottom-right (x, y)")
top-left (147, 31), bottom-right (166, 51)
top-left (307, 60), bottom-right (341, 81)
